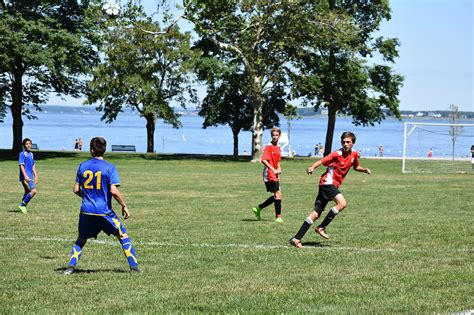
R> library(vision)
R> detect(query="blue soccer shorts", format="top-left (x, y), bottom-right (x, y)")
top-left (21, 179), bottom-right (35, 191)
top-left (78, 212), bottom-right (127, 240)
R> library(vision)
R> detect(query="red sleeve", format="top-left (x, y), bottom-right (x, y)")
top-left (321, 151), bottom-right (338, 166)
top-left (262, 145), bottom-right (272, 161)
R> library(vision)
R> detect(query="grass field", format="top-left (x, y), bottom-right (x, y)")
top-left (0, 150), bottom-right (472, 313)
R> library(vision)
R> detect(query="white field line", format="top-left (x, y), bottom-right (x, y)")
top-left (0, 236), bottom-right (472, 253)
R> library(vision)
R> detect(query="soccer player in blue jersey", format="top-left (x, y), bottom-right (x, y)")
top-left (64, 137), bottom-right (141, 274)
top-left (18, 138), bottom-right (38, 213)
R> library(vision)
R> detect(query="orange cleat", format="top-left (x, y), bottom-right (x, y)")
top-left (315, 226), bottom-right (329, 239)
top-left (289, 238), bottom-right (304, 249)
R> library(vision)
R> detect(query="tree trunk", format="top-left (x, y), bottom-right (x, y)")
top-left (324, 105), bottom-right (337, 156)
top-left (232, 127), bottom-right (239, 158)
top-left (250, 76), bottom-right (264, 162)
top-left (11, 70), bottom-right (23, 155)
top-left (145, 113), bottom-right (155, 153)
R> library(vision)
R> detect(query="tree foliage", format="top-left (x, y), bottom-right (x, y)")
top-left (198, 71), bottom-right (285, 157)
top-left (184, 0), bottom-right (402, 158)
top-left (86, 3), bottom-right (197, 153)
top-left (289, 0), bottom-right (404, 155)
top-left (184, 0), bottom-right (298, 160)
top-left (0, 0), bottom-right (101, 153)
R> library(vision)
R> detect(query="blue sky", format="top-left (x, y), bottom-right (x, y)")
top-left (378, 0), bottom-right (473, 112)
top-left (50, 0), bottom-right (473, 112)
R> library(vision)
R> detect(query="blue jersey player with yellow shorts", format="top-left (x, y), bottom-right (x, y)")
top-left (18, 138), bottom-right (38, 213)
top-left (64, 137), bottom-right (141, 274)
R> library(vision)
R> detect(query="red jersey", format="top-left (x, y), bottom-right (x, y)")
top-left (319, 149), bottom-right (359, 187)
top-left (262, 143), bottom-right (281, 182)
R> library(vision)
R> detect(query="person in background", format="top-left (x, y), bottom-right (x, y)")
top-left (427, 148), bottom-right (433, 158)
top-left (64, 137), bottom-right (141, 274)
top-left (18, 138), bottom-right (38, 214)
top-left (379, 145), bottom-right (384, 157)
top-left (290, 131), bottom-right (371, 248)
top-left (470, 145), bottom-right (473, 170)
top-left (252, 127), bottom-right (284, 223)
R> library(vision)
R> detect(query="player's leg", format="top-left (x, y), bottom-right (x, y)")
top-left (274, 190), bottom-right (283, 222)
top-left (315, 193), bottom-right (347, 239)
top-left (118, 233), bottom-right (140, 273)
top-left (290, 192), bottom-right (328, 248)
top-left (19, 181), bottom-right (36, 213)
top-left (252, 182), bottom-right (277, 220)
top-left (65, 238), bottom-right (87, 274)
top-left (64, 214), bottom-right (100, 275)
top-left (103, 213), bottom-right (141, 273)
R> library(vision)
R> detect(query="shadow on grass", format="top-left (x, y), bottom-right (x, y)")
top-left (0, 149), bottom-right (255, 163)
top-left (128, 152), bottom-right (253, 163)
top-left (0, 149), bottom-right (82, 162)
top-left (55, 267), bottom-right (128, 274)
top-left (301, 241), bottom-right (329, 248)
top-left (241, 218), bottom-right (285, 223)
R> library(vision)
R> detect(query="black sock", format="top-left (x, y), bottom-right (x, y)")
top-left (274, 199), bottom-right (281, 217)
top-left (294, 217), bottom-right (313, 240)
top-left (320, 207), bottom-right (339, 228)
top-left (259, 196), bottom-right (275, 209)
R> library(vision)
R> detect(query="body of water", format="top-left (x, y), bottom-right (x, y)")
top-left (1, 106), bottom-right (473, 158)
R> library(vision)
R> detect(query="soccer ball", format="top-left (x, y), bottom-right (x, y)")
top-left (102, 1), bottom-right (120, 17)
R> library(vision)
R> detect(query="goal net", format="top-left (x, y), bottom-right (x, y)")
top-left (402, 122), bottom-right (474, 173)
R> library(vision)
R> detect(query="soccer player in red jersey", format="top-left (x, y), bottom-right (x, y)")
top-left (290, 131), bottom-right (371, 248)
top-left (252, 127), bottom-right (284, 223)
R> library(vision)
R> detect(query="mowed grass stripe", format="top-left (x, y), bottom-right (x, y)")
top-left (1, 236), bottom-right (472, 253)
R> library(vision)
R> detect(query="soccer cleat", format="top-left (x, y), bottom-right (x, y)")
top-left (63, 266), bottom-right (75, 275)
top-left (252, 206), bottom-right (261, 220)
top-left (315, 226), bottom-right (329, 239)
top-left (18, 205), bottom-right (27, 214)
top-left (130, 267), bottom-right (142, 274)
top-left (289, 238), bottom-right (303, 249)
top-left (275, 217), bottom-right (283, 223)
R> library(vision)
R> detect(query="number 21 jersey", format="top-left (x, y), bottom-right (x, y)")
top-left (75, 158), bottom-right (121, 215)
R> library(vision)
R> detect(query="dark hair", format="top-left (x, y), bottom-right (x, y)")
top-left (341, 131), bottom-right (356, 144)
top-left (22, 138), bottom-right (32, 146)
top-left (90, 137), bottom-right (107, 157)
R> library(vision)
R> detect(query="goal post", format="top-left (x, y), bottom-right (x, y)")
top-left (402, 122), bottom-right (474, 174)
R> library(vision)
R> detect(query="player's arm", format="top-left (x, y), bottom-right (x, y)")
top-left (354, 165), bottom-right (371, 174)
top-left (276, 161), bottom-right (282, 175)
top-left (262, 159), bottom-right (281, 175)
top-left (306, 159), bottom-right (323, 175)
top-left (73, 182), bottom-right (82, 197)
top-left (110, 184), bottom-right (129, 219)
top-left (33, 164), bottom-right (38, 183)
top-left (19, 164), bottom-right (30, 182)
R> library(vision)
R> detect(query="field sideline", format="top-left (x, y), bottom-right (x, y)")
top-left (0, 150), bottom-right (472, 313)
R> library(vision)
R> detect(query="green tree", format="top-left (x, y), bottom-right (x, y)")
top-left (283, 103), bottom-right (300, 153)
top-left (184, 0), bottom-right (298, 161)
top-left (198, 71), bottom-right (285, 157)
top-left (86, 4), bottom-right (197, 153)
top-left (290, 0), bottom-right (403, 156)
top-left (0, 0), bottom-right (101, 153)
